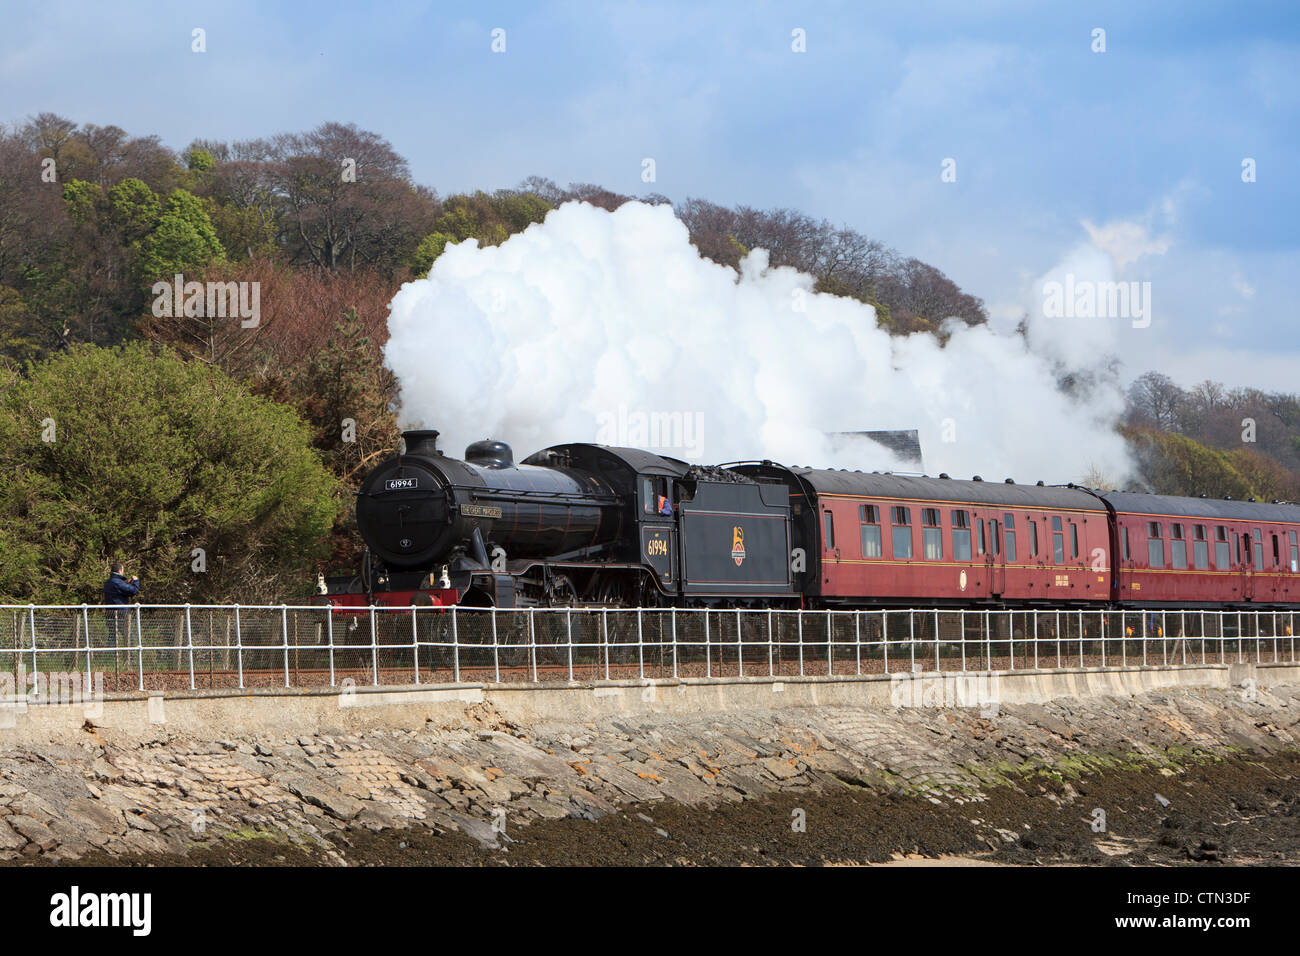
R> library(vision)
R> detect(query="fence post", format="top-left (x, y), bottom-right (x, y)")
top-left (671, 608), bottom-right (679, 680)
top-left (28, 605), bottom-right (38, 682)
top-left (1078, 609), bottom-right (1084, 669)
top-left (798, 610), bottom-right (804, 677)
top-left (909, 612), bottom-right (916, 673)
top-left (452, 606), bottom-right (460, 684)
top-left (1033, 610), bottom-right (1038, 670)
top-left (934, 610), bottom-right (941, 673)
top-left (492, 609), bottom-right (500, 684)
top-left (961, 610), bottom-right (968, 671)
top-left (767, 609), bottom-right (773, 678)
top-left (326, 607), bottom-right (335, 687)
top-left (1100, 612), bottom-right (1106, 669)
top-left (985, 610), bottom-right (991, 671)
top-left (566, 609), bottom-right (574, 683)
top-left (282, 604), bottom-right (290, 689)
top-left (369, 605), bottom-right (378, 687)
top-left (82, 604), bottom-right (92, 677)
top-left (826, 610), bottom-right (833, 677)
top-left (234, 605), bottom-right (244, 689)
top-left (855, 612), bottom-right (861, 677)
top-left (638, 608), bottom-right (645, 681)
top-left (134, 604), bottom-right (144, 692)
top-left (411, 606), bottom-right (420, 686)
top-left (185, 604), bottom-right (195, 691)
top-left (601, 609), bottom-right (609, 682)
top-left (704, 610), bottom-right (710, 679)
top-left (529, 609), bottom-right (537, 683)
top-left (882, 610), bottom-right (889, 675)
top-left (738, 608), bottom-right (745, 679)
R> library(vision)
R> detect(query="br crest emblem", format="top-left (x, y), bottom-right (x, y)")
top-left (731, 526), bottom-right (746, 566)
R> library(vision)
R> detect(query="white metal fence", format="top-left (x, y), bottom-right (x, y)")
top-left (0, 604), bottom-right (1295, 693)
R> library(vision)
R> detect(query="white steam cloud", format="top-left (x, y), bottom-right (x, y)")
top-left (385, 201), bottom-right (1131, 484)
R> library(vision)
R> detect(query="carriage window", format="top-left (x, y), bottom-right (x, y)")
top-left (1051, 516), bottom-right (1065, 564)
top-left (892, 506), bottom-right (913, 559)
top-left (977, 519), bottom-right (986, 556)
top-left (1193, 525), bottom-right (1209, 570)
top-left (988, 519), bottom-right (1000, 556)
top-left (1215, 526), bottom-right (1230, 569)
top-left (1237, 532), bottom-right (1243, 566)
top-left (951, 510), bottom-right (972, 561)
top-left (1003, 514), bottom-right (1017, 562)
top-left (1273, 533), bottom-right (1280, 567)
top-left (1170, 524), bottom-right (1187, 569)
top-left (921, 509), bottom-right (942, 560)
top-left (1029, 520), bottom-right (1039, 557)
top-left (1148, 522), bottom-right (1165, 569)
top-left (1290, 531), bottom-right (1298, 573)
top-left (1122, 526), bottom-right (1130, 562)
top-left (1253, 529), bottom-right (1264, 569)
top-left (823, 511), bottom-right (835, 550)
top-left (859, 505), bottom-right (881, 558)
top-left (1070, 523), bottom-right (1079, 560)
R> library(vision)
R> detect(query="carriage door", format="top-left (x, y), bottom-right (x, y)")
top-left (1238, 530), bottom-right (1252, 601)
top-left (1246, 528), bottom-right (1264, 601)
top-left (822, 508), bottom-right (840, 572)
top-left (988, 517), bottom-right (1004, 596)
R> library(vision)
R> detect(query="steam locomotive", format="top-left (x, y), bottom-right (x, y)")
top-left (317, 428), bottom-right (1300, 612)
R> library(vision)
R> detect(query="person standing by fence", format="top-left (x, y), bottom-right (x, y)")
top-left (103, 562), bottom-right (140, 647)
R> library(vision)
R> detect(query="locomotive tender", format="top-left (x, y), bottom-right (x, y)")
top-left (321, 428), bottom-right (1300, 612)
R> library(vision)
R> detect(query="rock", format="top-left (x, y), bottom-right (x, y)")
top-left (90, 758), bottom-right (123, 783)
top-left (586, 757), bottom-right (664, 803)
top-left (64, 797), bottom-right (126, 836)
top-left (760, 757), bottom-right (802, 780)
top-left (284, 778), bottom-right (364, 821)
top-left (0, 819), bottom-right (27, 851)
top-left (125, 811), bottom-right (159, 832)
top-left (7, 815), bottom-right (56, 852)
top-left (355, 802), bottom-right (402, 832)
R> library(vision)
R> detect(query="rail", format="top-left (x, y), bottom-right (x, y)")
top-left (0, 604), bottom-right (1295, 693)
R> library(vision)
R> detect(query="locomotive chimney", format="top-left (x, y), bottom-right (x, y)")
top-left (402, 429), bottom-right (441, 457)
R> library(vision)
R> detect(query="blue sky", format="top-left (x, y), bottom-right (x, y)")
top-left (2, 1), bottom-right (1297, 390)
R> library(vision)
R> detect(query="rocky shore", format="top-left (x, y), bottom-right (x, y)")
top-left (2, 685), bottom-right (1297, 865)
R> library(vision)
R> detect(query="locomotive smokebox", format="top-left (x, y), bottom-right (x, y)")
top-left (465, 439), bottom-right (513, 469)
top-left (402, 429), bottom-right (441, 457)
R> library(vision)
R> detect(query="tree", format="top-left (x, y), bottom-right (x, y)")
top-left (261, 122), bottom-right (437, 272)
top-left (135, 189), bottom-right (225, 282)
top-left (0, 343), bottom-right (339, 603)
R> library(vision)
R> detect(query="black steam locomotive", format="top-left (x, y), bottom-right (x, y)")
top-left (320, 429), bottom-right (795, 609)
